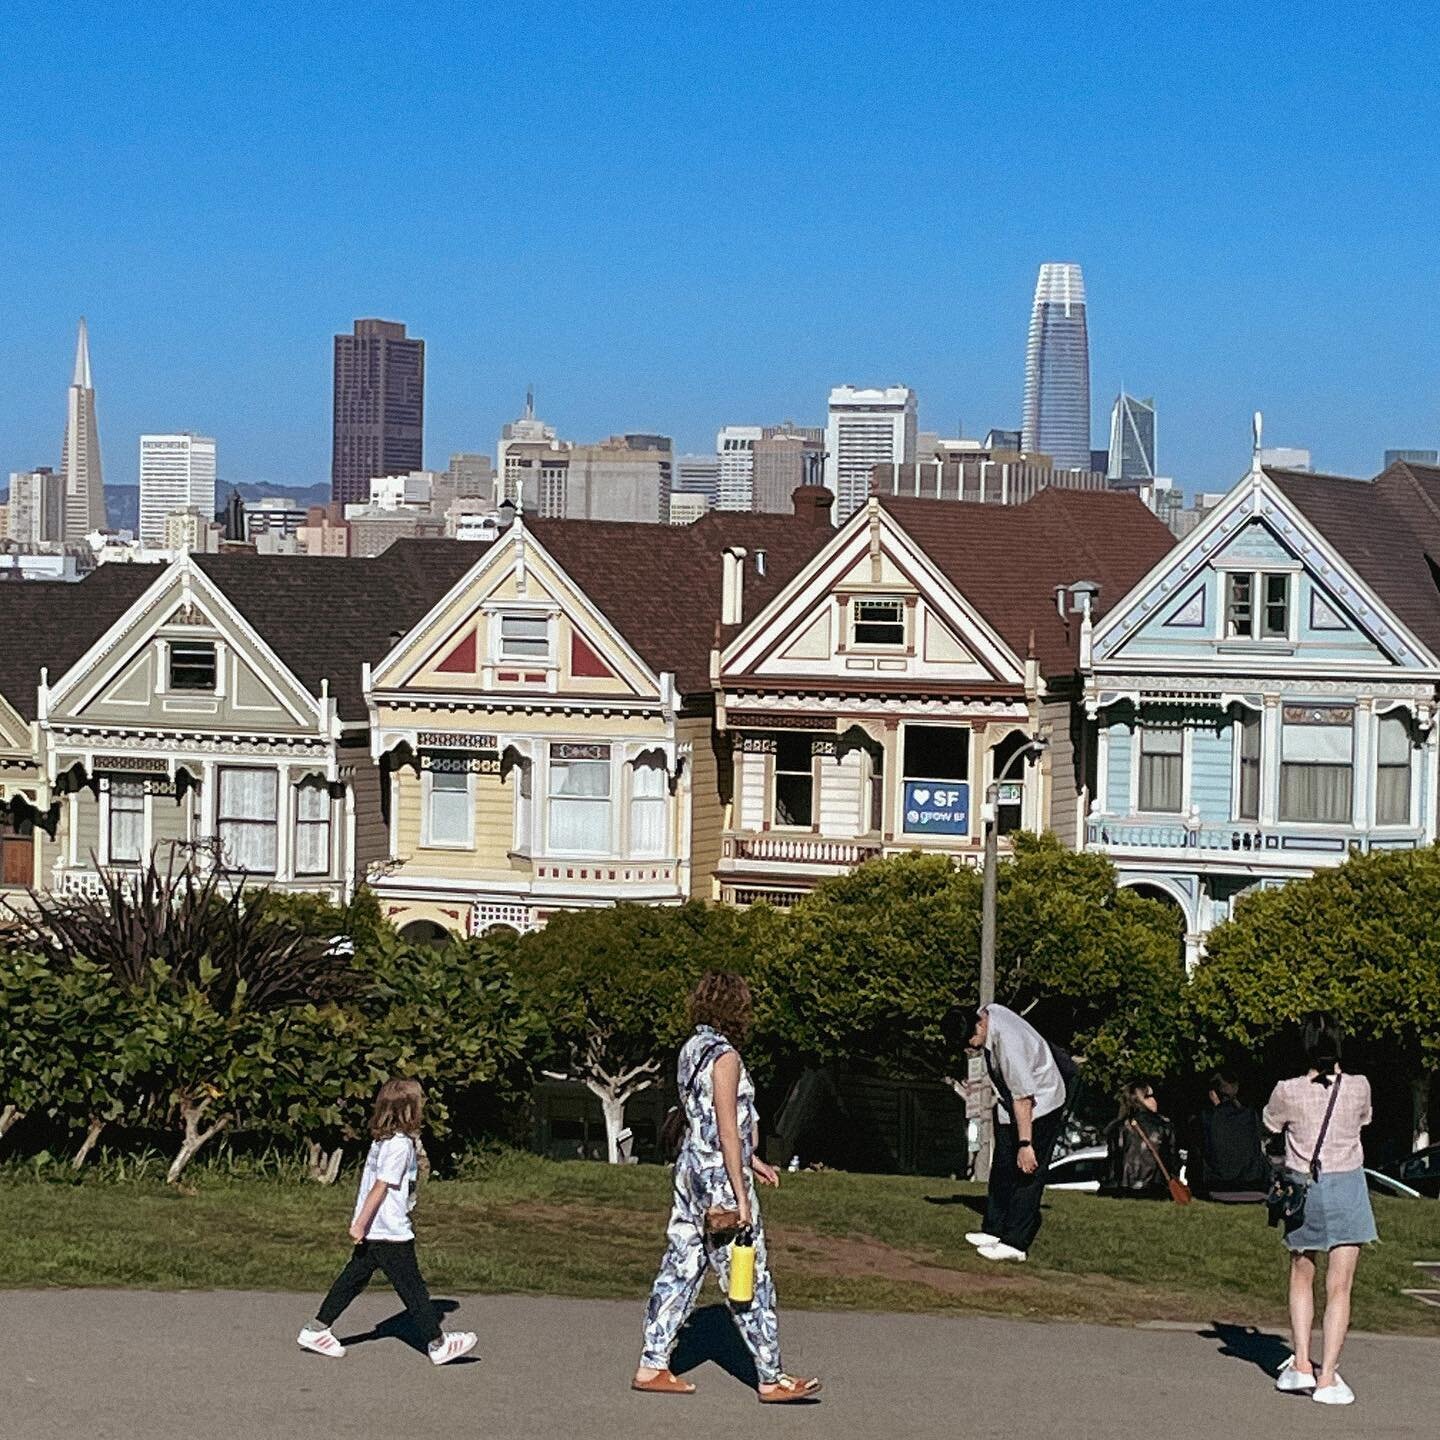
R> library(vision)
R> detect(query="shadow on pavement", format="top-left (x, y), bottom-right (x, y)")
top-left (1201, 1321), bottom-right (1289, 1378)
top-left (337, 1298), bottom-right (480, 1361)
top-left (671, 1304), bottom-right (759, 1390)
top-left (923, 1194), bottom-right (988, 1217)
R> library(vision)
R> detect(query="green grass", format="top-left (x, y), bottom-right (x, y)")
top-left (3, 1151), bottom-right (1437, 1335)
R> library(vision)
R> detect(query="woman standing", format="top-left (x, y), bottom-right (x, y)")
top-left (1263, 1015), bottom-right (1376, 1407)
top-left (632, 970), bottom-right (820, 1403)
top-left (1104, 1082), bottom-right (1180, 1196)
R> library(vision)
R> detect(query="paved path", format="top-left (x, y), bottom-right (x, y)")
top-left (1, 1291), bottom-right (1434, 1439)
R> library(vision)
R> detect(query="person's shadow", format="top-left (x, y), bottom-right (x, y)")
top-left (337, 1299), bottom-right (480, 1362)
top-left (923, 1193), bottom-right (988, 1217)
top-left (1200, 1321), bottom-right (1290, 1378)
top-left (671, 1304), bottom-right (819, 1401)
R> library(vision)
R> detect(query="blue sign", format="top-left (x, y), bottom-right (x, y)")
top-left (902, 779), bottom-right (970, 835)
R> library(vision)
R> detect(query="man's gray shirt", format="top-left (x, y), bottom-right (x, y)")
top-left (984, 1003), bottom-right (1066, 1125)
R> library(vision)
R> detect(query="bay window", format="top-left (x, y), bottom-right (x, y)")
top-left (900, 724), bottom-right (970, 836)
top-left (423, 757), bottom-right (472, 848)
top-left (628, 757), bottom-right (668, 857)
top-left (294, 783), bottom-right (332, 875)
top-left (1375, 712), bottom-right (1411, 825)
top-left (218, 768), bottom-right (278, 873)
top-left (107, 779), bottom-right (146, 865)
top-left (1279, 706), bottom-right (1353, 824)
top-left (548, 743), bottom-right (612, 853)
top-left (1138, 725), bottom-right (1183, 813)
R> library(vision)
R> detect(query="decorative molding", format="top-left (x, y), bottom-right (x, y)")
top-left (417, 729), bottom-right (499, 749)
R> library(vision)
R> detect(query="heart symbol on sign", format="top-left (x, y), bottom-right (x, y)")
top-left (913, 789), bottom-right (930, 805)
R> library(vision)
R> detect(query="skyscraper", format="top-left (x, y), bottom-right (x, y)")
top-left (563, 434), bottom-right (672, 523)
top-left (1021, 263), bottom-right (1091, 470)
top-left (752, 423), bottom-right (824, 514)
top-left (60, 318), bottom-right (105, 539)
top-left (825, 386), bottom-right (917, 522)
top-left (7, 468), bottom-right (67, 543)
top-left (139, 434), bottom-right (218, 546)
top-left (498, 390), bottom-right (570, 514)
top-left (331, 319), bottom-right (425, 505)
top-left (716, 425), bottom-right (762, 511)
top-left (674, 454), bottom-right (721, 508)
top-left (1106, 392), bottom-right (1157, 487)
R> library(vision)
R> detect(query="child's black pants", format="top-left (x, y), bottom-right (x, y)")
top-left (316, 1240), bottom-right (441, 1344)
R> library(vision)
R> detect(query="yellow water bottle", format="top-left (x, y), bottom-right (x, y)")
top-left (728, 1223), bottom-right (756, 1307)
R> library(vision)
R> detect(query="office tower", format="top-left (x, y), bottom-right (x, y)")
top-left (716, 425), bottom-right (762, 511)
top-left (675, 454), bottom-right (721, 507)
top-left (60, 318), bottom-right (106, 539)
top-left (1258, 446), bottom-right (1312, 472)
top-left (498, 389), bottom-right (570, 514)
top-left (564, 434), bottom-right (672, 523)
top-left (825, 386), bottom-right (917, 522)
top-left (163, 506), bottom-right (221, 554)
top-left (7, 468), bottom-right (67, 543)
top-left (1106, 392), bottom-right (1157, 487)
top-left (668, 492), bottom-right (710, 525)
top-left (331, 319), bottom-right (425, 505)
top-left (444, 452), bottom-right (495, 499)
top-left (1021, 263), bottom-right (1091, 470)
top-left (1385, 448), bottom-right (1438, 468)
top-left (223, 488), bottom-right (247, 541)
top-left (139, 434), bottom-right (217, 546)
top-left (985, 427), bottom-right (1022, 453)
top-left (752, 423), bottom-right (825, 514)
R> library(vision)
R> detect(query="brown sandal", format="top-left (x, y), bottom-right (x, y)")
top-left (632, 1369), bottom-right (696, 1395)
top-left (759, 1374), bottom-right (822, 1403)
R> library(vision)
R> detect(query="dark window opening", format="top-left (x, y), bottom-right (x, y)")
top-left (773, 733), bottom-right (816, 827)
top-left (170, 641), bottom-right (217, 691)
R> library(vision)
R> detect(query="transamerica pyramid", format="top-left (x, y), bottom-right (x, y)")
top-left (60, 317), bottom-right (105, 539)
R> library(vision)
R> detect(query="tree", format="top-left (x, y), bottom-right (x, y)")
top-left (515, 902), bottom-right (755, 1162)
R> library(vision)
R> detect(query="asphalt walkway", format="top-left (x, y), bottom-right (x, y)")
top-left (1, 1290), bottom-right (1433, 1439)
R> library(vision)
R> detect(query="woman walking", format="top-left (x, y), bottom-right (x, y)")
top-left (1263, 1015), bottom-right (1376, 1407)
top-left (632, 970), bottom-right (820, 1403)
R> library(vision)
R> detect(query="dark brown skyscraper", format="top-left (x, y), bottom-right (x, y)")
top-left (330, 319), bottom-right (425, 505)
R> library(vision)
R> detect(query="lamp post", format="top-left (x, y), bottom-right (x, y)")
top-left (973, 732), bottom-right (1048, 1182)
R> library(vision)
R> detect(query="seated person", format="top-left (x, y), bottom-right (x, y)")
top-left (1105, 1082), bottom-right (1180, 1196)
top-left (1191, 1072), bottom-right (1272, 1202)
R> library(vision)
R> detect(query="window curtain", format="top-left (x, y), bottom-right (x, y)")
top-left (294, 783), bottom-right (331, 875)
top-left (549, 758), bottom-right (611, 853)
top-left (218, 768), bottom-right (278, 873)
top-left (1237, 712), bottom-right (1261, 820)
top-left (628, 759), bottom-right (668, 858)
top-left (427, 767), bottom-right (470, 846)
top-left (1375, 713), bottom-right (1411, 825)
top-left (1279, 718), bottom-right (1353, 823)
top-left (107, 780), bottom-right (146, 865)
top-left (1138, 727), bottom-right (1183, 813)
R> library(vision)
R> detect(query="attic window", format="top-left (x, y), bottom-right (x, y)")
top-left (852, 597), bottom-right (906, 647)
top-left (499, 614), bottom-right (550, 661)
top-left (170, 641), bottom-right (217, 691)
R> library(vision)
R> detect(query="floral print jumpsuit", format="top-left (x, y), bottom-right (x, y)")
top-left (639, 1025), bottom-right (782, 1383)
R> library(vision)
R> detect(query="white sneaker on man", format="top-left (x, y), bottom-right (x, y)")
top-left (1311, 1376), bottom-right (1354, 1406)
top-left (977, 1242), bottom-right (1027, 1262)
top-left (964, 1232), bottom-right (1000, 1247)
top-left (428, 1331), bottom-right (479, 1365)
top-left (1274, 1357), bottom-right (1315, 1393)
top-left (297, 1326), bottom-right (346, 1358)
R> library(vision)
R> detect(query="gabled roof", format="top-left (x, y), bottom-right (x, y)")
top-left (0, 565), bottom-right (164, 721)
top-left (876, 489), bottom-right (1176, 674)
top-left (1265, 464), bottom-right (1440, 660)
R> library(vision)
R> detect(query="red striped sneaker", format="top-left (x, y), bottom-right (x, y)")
top-left (297, 1326), bottom-right (346, 1358)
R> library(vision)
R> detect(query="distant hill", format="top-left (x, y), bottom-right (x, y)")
top-left (101, 481), bottom-right (330, 532)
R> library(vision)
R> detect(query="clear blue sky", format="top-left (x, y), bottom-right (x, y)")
top-left (3, 3), bottom-right (1439, 495)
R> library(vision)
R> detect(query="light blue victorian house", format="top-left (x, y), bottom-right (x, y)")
top-left (1081, 447), bottom-right (1440, 967)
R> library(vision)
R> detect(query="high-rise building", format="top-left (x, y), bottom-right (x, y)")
top-left (825, 386), bottom-right (917, 522)
top-left (674, 454), bottom-right (721, 507)
top-left (1258, 446), bottom-right (1312, 472)
top-left (1385, 448), bottom-right (1438, 468)
top-left (1021, 263), bottom-right (1091, 470)
top-left (60, 318), bottom-right (106, 539)
top-left (331, 319), bottom-right (425, 506)
top-left (716, 425), bottom-right (763, 511)
top-left (1106, 393), bottom-right (1157, 487)
top-left (6, 467), bottom-right (67, 544)
top-left (163, 506), bottom-right (222, 555)
top-left (443, 452), bottom-right (495, 500)
top-left (564, 434), bottom-right (672, 523)
top-left (752, 423), bottom-right (825, 514)
top-left (139, 434), bottom-right (217, 547)
top-left (498, 390), bottom-right (570, 515)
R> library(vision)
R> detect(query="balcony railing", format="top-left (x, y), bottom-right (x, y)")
top-left (723, 834), bottom-right (884, 867)
top-left (1086, 819), bottom-right (1266, 853)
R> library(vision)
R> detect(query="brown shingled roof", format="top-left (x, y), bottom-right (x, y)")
top-left (877, 489), bottom-right (1177, 675)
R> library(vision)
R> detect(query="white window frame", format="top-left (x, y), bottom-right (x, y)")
top-left (1231, 708), bottom-right (1263, 822)
top-left (494, 612), bottom-right (553, 664)
top-left (1277, 705), bottom-right (1355, 827)
top-left (627, 756), bottom-right (669, 859)
top-left (421, 759), bottom-right (474, 850)
top-left (771, 732), bottom-right (818, 830)
top-left (1373, 709), bottom-right (1414, 828)
top-left (544, 743), bottom-right (615, 857)
top-left (216, 766), bottom-right (279, 875)
top-left (849, 595), bottom-right (907, 649)
top-left (168, 639), bottom-right (219, 693)
top-left (1134, 722), bottom-right (1186, 815)
top-left (103, 778), bottom-right (148, 867)
top-left (293, 781), bottom-right (334, 876)
top-left (1217, 564), bottom-right (1300, 644)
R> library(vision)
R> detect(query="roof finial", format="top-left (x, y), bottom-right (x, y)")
top-left (1252, 410), bottom-right (1263, 462)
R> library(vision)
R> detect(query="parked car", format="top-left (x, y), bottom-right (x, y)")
top-left (1046, 1144), bottom-right (1108, 1191)
top-left (1365, 1168), bottom-right (1424, 1199)
top-left (1382, 1146), bottom-right (1440, 1198)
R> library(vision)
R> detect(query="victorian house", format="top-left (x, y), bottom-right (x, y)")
top-left (35, 548), bottom-right (474, 901)
top-left (1083, 456), bottom-right (1440, 966)
top-left (364, 504), bottom-right (829, 939)
top-left (712, 488), bottom-right (1175, 905)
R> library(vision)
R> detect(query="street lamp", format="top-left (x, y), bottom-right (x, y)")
top-left (972, 731), bottom-right (1049, 1181)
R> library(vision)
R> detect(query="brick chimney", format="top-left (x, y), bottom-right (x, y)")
top-left (791, 485), bottom-right (834, 527)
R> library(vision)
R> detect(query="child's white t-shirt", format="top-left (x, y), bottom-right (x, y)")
top-left (352, 1135), bottom-right (418, 1241)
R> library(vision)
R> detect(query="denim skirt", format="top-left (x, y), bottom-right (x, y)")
top-left (1283, 1168), bottom-right (1378, 1252)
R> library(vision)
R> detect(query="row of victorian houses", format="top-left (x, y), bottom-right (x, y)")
top-left (4, 454), bottom-right (1440, 968)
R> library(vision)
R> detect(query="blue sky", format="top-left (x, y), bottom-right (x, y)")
top-left (3, 3), bottom-right (1439, 495)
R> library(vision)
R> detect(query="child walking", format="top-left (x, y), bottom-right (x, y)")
top-left (297, 1077), bottom-right (476, 1365)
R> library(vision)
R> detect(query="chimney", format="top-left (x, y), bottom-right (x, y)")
top-left (722, 547), bottom-right (747, 626)
top-left (791, 484), bottom-right (834, 528)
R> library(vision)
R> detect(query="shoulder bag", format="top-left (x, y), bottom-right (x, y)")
top-left (1127, 1118), bottom-right (1191, 1205)
top-left (1266, 1076), bottom-right (1342, 1231)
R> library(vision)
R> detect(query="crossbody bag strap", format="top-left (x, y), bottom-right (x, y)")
top-left (1309, 1075), bottom-right (1343, 1182)
top-left (685, 1039), bottom-right (729, 1104)
top-left (1127, 1118), bottom-right (1175, 1185)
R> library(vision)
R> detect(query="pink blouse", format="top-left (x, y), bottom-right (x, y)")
top-left (1262, 1072), bottom-right (1371, 1175)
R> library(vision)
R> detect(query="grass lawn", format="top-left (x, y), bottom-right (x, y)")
top-left (3, 1151), bottom-right (1438, 1335)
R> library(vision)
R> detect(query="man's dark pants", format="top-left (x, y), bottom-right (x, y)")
top-left (316, 1239), bottom-right (441, 1343)
top-left (983, 1107), bottom-right (1066, 1253)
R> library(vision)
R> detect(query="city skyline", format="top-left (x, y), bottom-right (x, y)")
top-left (3, 8), bottom-right (1440, 495)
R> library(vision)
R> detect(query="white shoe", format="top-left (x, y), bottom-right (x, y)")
top-left (1274, 1357), bottom-right (1316, 1393)
top-left (1312, 1376), bottom-right (1354, 1406)
top-left (428, 1330), bottom-right (478, 1365)
top-left (964, 1232), bottom-right (1000, 1247)
top-left (297, 1326), bottom-right (346, 1358)
top-left (977, 1242), bottom-right (1027, 1262)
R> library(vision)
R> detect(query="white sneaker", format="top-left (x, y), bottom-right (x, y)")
top-left (428, 1330), bottom-right (478, 1365)
top-left (964, 1232), bottom-right (1000, 1247)
top-left (1274, 1357), bottom-right (1316, 1393)
top-left (1312, 1376), bottom-right (1354, 1406)
top-left (977, 1242), bottom-right (1027, 1262)
top-left (297, 1326), bottom-right (346, 1358)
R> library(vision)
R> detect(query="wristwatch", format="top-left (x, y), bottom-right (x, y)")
top-left (1017, 1140), bottom-right (1034, 1149)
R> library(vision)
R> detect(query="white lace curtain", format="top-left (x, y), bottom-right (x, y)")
top-left (628, 758), bottom-right (668, 858)
top-left (218, 768), bottom-right (278, 873)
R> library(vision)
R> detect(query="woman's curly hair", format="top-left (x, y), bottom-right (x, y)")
top-left (688, 969), bottom-right (753, 1042)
